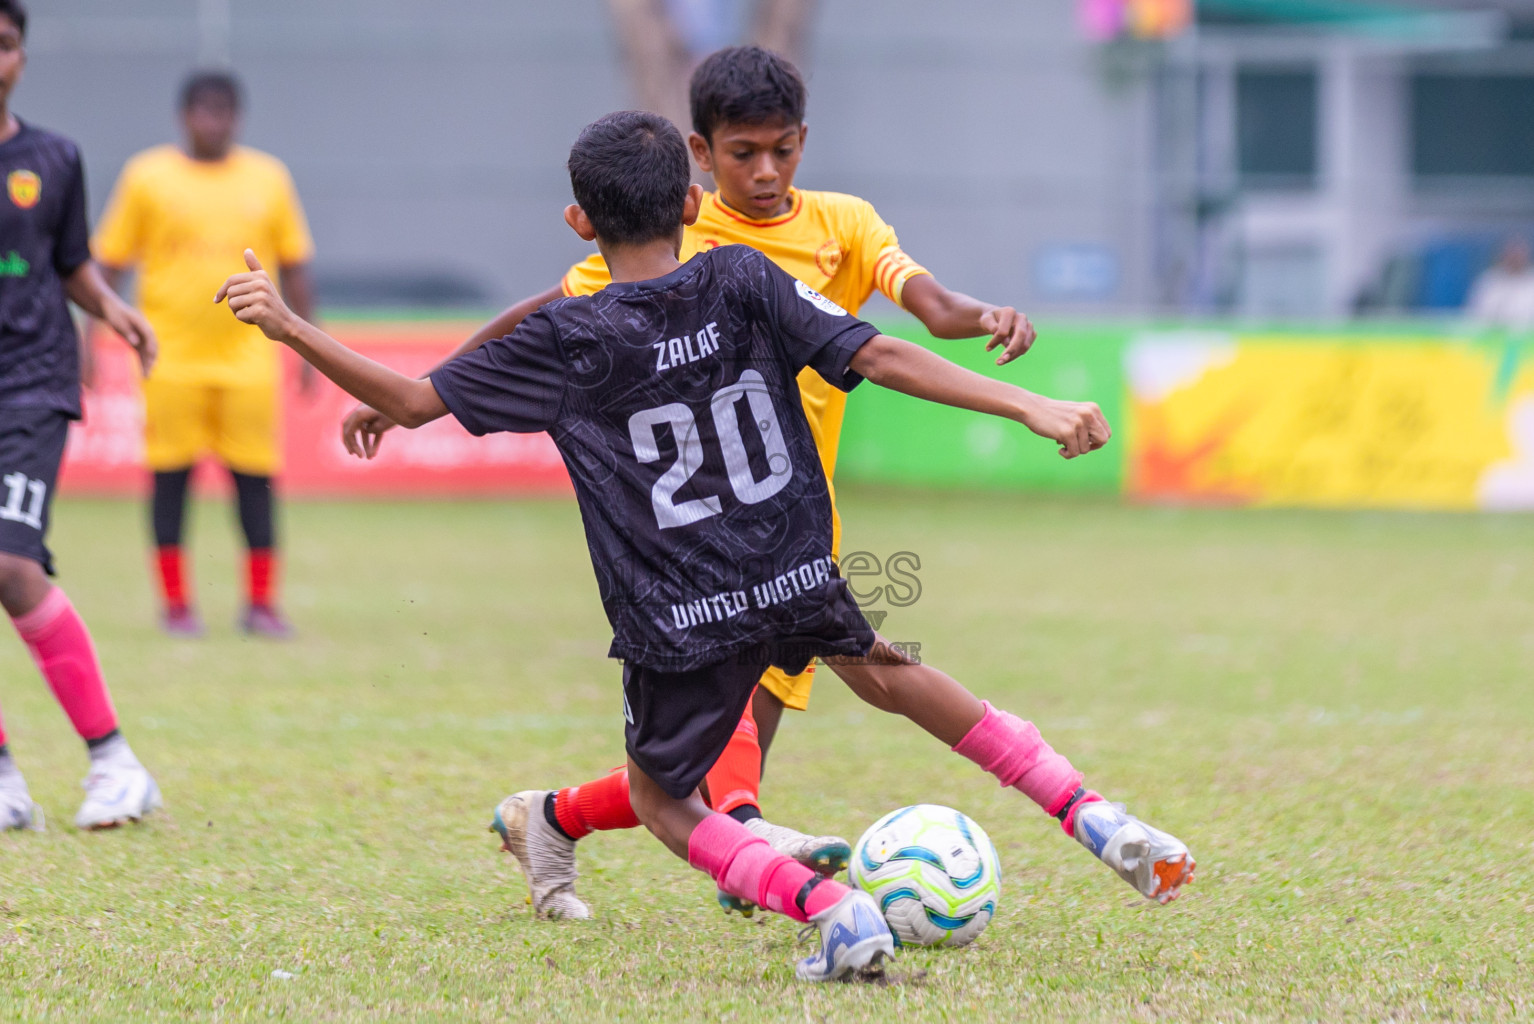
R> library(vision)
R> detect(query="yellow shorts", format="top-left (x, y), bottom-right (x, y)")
top-left (757, 482), bottom-right (844, 712)
top-left (142, 377), bottom-right (281, 475)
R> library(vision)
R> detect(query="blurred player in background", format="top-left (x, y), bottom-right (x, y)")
top-left (93, 70), bottom-right (315, 638)
top-left (1467, 236), bottom-right (1534, 335)
top-left (341, 47), bottom-right (1044, 913)
top-left (0, 0), bottom-right (163, 830)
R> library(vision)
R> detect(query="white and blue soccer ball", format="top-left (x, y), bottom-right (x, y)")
top-left (848, 804), bottom-right (1002, 948)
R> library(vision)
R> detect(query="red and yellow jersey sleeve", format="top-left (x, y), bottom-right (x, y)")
top-left (842, 197), bottom-right (930, 309)
top-left (561, 253), bottom-right (614, 297)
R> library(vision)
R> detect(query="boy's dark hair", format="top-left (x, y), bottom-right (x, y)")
top-left (567, 111), bottom-right (690, 247)
top-left (180, 69), bottom-right (242, 112)
top-left (0, 0), bottom-right (26, 38)
top-left (689, 45), bottom-right (806, 142)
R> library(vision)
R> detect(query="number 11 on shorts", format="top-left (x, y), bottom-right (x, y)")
top-left (0, 472), bottom-right (46, 530)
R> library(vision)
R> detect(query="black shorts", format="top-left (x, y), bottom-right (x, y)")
top-left (0, 407), bottom-right (67, 575)
top-left (623, 587), bottom-right (877, 799)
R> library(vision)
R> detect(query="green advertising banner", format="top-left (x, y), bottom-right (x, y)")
top-left (839, 321), bottom-right (1131, 492)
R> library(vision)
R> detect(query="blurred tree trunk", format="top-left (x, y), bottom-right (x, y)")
top-left (607, 0), bottom-right (818, 134)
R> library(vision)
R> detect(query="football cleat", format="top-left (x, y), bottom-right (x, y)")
top-left (160, 606), bottom-right (205, 638)
top-left (490, 791), bottom-right (590, 920)
top-left (239, 605), bottom-right (294, 640)
top-left (795, 889), bottom-right (895, 982)
top-left (75, 761), bottom-right (161, 830)
top-left (1072, 800), bottom-right (1195, 904)
top-left (717, 816), bottom-right (851, 917)
top-left (1, 777), bottom-right (44, 832)
top-left (744, 816), bottom-right (851, 876)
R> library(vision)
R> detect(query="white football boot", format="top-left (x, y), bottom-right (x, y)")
top-left (74, 736), bottom-right (161, 830)
top-left (490, 790), bottom-right (590, 919)
top-left (0, 759), bottom-right (44, 831)
top-left (1072, 800), bottom-right (1195, 904)
top-left (795, 889), bottom-right (895, 982)
top-left (716, 816), bottom-right (852, 917)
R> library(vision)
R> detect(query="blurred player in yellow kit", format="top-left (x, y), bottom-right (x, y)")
top-left (94, 70), bottom-right (314, 638)
top-left (341, 47), bottom-right (1046, 912)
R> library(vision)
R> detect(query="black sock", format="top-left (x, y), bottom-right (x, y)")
top-left (85, 728), bottom-right (121, 750)
top-left (230, 471), bottom-right (275, 550)
top-left (727, 804), bottom-right (762, 824)
top-left (543, 791), bottom-right (576, 842)
top-left (0, 743), bottom-right (9, 760)
top-left (794, 875), bottom-right (825, 917)
top-left (151, 468), bottom-right (192, 548)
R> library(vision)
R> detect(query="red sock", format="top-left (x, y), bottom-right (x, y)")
top-left (156, 546), bottom-right (187, 611)
top-left (10, 587), bottom-right (119, 741)
top-left (553, 768), bottom-right (639, 840)
top-left (0, 703), bottom-right (8, 747)
top-left (703, 690), bottom-right (762, 815)
top-left (687, 813), bottom-right (847, 922)
top-left (248, 548), bottom-right (276, 608)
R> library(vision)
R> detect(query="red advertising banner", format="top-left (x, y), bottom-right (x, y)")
top-left (60, 323), bottom-right (573, 497)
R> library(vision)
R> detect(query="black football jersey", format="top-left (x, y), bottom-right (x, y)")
top-left (433, 244), bottom-right (879, 671)
top-left (0, 121), bottom-right (92, 418)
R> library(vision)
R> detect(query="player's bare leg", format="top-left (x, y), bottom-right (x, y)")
top-left (751, 686), bottom-right (786, 771)
top-left (627, 758), bottom-right (892, 981)
top-left (824, 637), bottom-right (1195, 905)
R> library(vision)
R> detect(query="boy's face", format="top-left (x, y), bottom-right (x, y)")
top-left (690, 119), bottom-right (807, 219)
top-left (182, 95), bottom-right (239, 160)
top-left (0, 18), bottom-right (24, 111)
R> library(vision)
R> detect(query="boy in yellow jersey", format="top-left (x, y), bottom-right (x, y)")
top-left (339, 46), bottom-right (1043, 914)
top-left (94, 71), bottom-right (315, 639)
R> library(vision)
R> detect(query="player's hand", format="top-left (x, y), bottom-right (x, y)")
top-left (215, 249), bottom-right (301, 342)
top-left (980, 306), bottom-right (1036, 365)
top-left (1018, 395), bottom-right (1110, 459)
top-left (101, 299), bottom-right (158, 378)
top-left (341, 403), bottom-right (398, 460)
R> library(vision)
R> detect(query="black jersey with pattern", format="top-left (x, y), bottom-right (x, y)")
top-left (432, 244), bottom-right (880, 671)
top-left (0, 122), bottom-right (92, 418)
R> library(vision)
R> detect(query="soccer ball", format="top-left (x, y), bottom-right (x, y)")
top-left (848, 804), bottom-right (1002, 948)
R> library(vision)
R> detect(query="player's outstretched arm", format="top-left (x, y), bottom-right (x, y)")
top-left (217, 250), bottom-right (447, 431)
top-left (899, 274), bottom-right (1037, 366)
top-left (339, 283), bottom-right (563, 458)
top-left (65, 261), bottom-right (157, 377)
top-left (848, 334), bottom-right (1109, 459)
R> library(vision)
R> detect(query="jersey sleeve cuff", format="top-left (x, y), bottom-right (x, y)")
top-left (426, 369), bottom-right (488, 437)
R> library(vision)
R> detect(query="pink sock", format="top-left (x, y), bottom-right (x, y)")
top-left (686, 813), bottom-right (847, 922)
top-left (954, 701), bottom-right (1100, 834)
top-left (10, 587), bottom-right (119, 742)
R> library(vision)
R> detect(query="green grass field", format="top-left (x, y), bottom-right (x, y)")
top-left (2, 489), bottom-right (1531, 1021)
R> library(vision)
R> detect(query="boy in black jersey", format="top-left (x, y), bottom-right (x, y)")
top-left (218, 110), bottom-right (1194, 981)
top-left (0, 0), bottom-right (163, 831)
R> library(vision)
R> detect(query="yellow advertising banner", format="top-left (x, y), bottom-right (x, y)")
top-left (1126, 333), bottom-right (1534, 510)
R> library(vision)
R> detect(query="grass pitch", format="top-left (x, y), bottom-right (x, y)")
top-left (1, 489), bottom-right (1531, 1022)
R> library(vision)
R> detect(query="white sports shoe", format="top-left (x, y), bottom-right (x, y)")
top-left (795, 889), bottom-right (895, 983)
top-left (490, 790), bottom-right (590, 920)
top-left (74, 760), bottom-right (161, 830)
top-left (717, 816), bottom-right (852, 916)
top-left (1072, 800), bottom-right (1195, 904)
top-left (1, 771), bottom-right (44, 832)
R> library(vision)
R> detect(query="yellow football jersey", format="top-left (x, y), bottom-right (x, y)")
top-left (560, 188), bottom-right (930, 498)
top-left (93, 145), bottom-right (313, 386)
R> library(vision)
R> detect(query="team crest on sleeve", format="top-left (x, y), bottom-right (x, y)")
top-left (7, 170), bottom-right (41, 209)
top-left (794, 278), bottom-right (848, 317)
